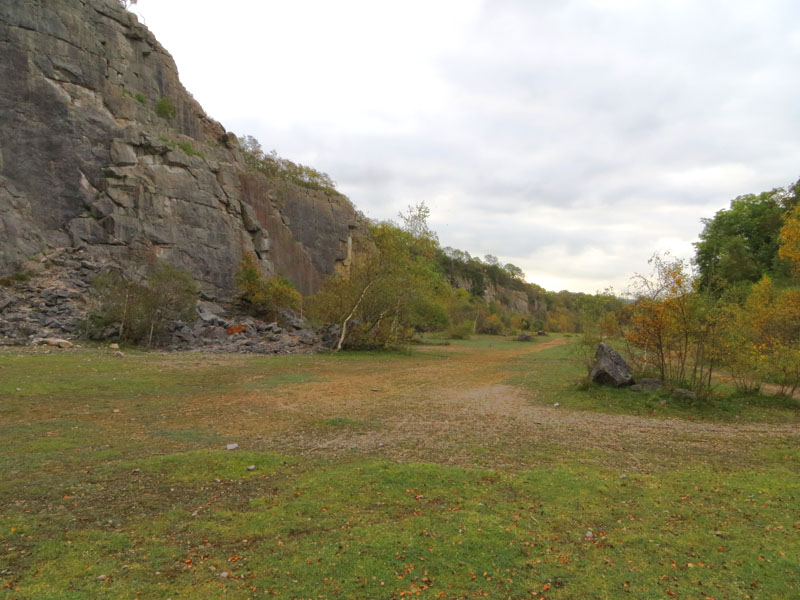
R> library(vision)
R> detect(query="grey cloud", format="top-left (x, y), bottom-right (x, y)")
top-left (206, 1), bottom-right (800, 291)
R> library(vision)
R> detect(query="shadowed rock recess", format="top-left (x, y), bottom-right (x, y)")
top-left (0, 0), bottom-right (367, 301)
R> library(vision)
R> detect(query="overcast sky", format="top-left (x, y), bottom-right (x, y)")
top-left (130, 0), bottom-right (800, 293)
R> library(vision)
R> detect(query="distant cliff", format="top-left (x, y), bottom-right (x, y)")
top-left (0, 0), bottom-right (366, 298)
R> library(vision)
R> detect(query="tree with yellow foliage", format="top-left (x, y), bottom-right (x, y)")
top-left (718, 275), bottom-right (800, 396)
top-left (623, 254), bottom-right (718, 391)
top-left (778, 203), bottom-right (800, 273)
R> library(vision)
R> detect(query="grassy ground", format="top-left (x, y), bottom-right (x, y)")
top-left (509, 340), bottom-right (800, 424)
top-left (1, 338), bottom-right (798, 599)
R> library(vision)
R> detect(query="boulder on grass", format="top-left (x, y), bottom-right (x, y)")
top-left (589, 343), bottom-right (634, 387)
top-left (31, 337), bottom-right (73, 348)
top-left (516, 333), bottom-right (533, 342)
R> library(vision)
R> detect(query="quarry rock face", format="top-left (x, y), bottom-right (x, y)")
top-left (239, 174), bottom-right (359, 296)
top-left (484, 284), bottom-right (530, 315)
top-left (0, 0), bottom-right (364, 299)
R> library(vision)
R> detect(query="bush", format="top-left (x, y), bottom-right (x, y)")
top-left (446, 321), bottom-right (473, 340)
top-left (235, 254), bottom-right (301, 321)
top-left (156, 96), bottom-right (177, 119)
top-left (87, 261), bottom-right (197, 346)
top-left (477, 313), bottom-right (503, 335)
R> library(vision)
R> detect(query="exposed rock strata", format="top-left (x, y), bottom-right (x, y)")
top-left (0, 0), bottom-right (365, 300)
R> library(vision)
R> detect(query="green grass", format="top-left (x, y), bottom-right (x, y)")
top-left (508, 340), bottom-right (800, 424)
top-left (1, 343), bottom-right (798, 598)
top-left (423, 333), bottom-right (545, 351)
top-left (2, 455), bottom-right (797, 599)
top-left (0, 349), bottom-right (313, 401)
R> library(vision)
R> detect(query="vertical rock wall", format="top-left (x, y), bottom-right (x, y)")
top-left (239, 174), bottom-right (362, 296)
top-left (0, 0), bottom-right (366, 299)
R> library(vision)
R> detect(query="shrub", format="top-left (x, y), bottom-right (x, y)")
top-left (156, 96), bottom-right (177, 119)
top-left (446, 321), bottom-right (473, 340)
top-left (134, 93), bottom-right (146, 105)
top-left (235, 254), bottom-right (301, 321)
top-left (87, 261), bottom-right (197, 346)
top-left (477, 313), bottom-right (503, 335)
top-left (0, 269), bottom-right (32, 286)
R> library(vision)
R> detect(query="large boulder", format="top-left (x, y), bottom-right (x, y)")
top-left (589, 343), bottom-right (634, 387)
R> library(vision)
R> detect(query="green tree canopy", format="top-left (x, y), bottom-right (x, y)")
top-left (694, 180), bottom-right (799, 292)
top-left (309, 213), bottom-right (449, 350)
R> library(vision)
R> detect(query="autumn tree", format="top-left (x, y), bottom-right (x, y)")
top-left (399, 202), bottom-right (438, 243)
top-left (504, 263), bottom-right (525, 280)
top-left (444, 288), bottom-right (481, 338)
top-left (718, 276), bottom-right (800, 396)
top-left (308, 212), bottom-right (449, 350)
top-left (623, 254), bottom-right (718, 391)
top-left (778, 202), bottom-right (800, 273)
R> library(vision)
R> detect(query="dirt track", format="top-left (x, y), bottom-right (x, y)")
top-left (205, 338), bottom-right (799, 472)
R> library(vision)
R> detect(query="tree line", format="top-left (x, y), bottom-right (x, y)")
top-left (599, 178), bottom-right (800, 397)
top-left (86, 131), bottom-right (800, 402)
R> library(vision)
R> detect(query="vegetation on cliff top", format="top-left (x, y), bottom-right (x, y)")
top-left (238, 135), bottom-right (344, 197)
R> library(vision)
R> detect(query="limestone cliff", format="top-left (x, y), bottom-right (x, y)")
top-left (448, 273), bottom-right (548, 321)
top-left (0, 0), bottom-right (365, 299)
